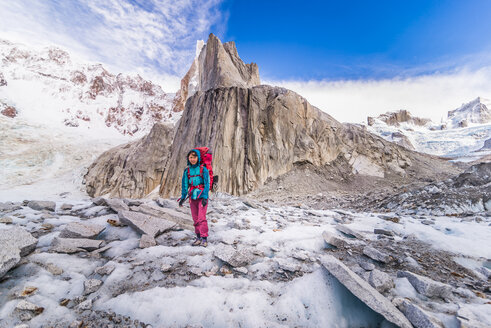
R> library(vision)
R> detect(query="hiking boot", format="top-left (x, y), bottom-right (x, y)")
top-left (200, 238), bottom-right (208, 247)
top-left (191, 237), bottom-right (202, 246)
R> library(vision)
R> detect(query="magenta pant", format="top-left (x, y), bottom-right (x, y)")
top-left (189, 198), bottom-right (209, 237)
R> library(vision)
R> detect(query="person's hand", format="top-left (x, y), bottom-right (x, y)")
top-left (201, 198), bottom-right (207, 207)
top-left (178, 198), bottom-right (185, 207)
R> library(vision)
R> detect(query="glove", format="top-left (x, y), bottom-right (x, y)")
top-left (201, 198), bottom-right (208, 207)
top-left (178, 198), bottom-right (185, 207)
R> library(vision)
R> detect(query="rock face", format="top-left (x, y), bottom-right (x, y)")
top-left (0, 227), bottom-right (38, 277)
top-left (159, 83), bottom-right (450, 197)
top-left (87, 34), bottom-right (457, 199)
top-left (84, 123), bottom-right (174, 198)
top-left (59, 222), bottom-right (105, 239)
top-left (198, 34), bottom-right (260, 92)
top-left (367, 110), bottom-right (431, 127)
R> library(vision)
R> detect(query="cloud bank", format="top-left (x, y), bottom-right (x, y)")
top-left (0, 0), bottom-right (225, 91)
top-left (269, 66), bottom-right (491, 124)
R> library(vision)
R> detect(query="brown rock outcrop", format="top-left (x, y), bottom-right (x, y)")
top-left (86, 34), bottom-right (457, 199)
top-left (84, 123), bottom-right (174, 198)
top-left (159, 85), bottom-right (450, 197)
top-left (368, 110), bottom-right (431, 127)
top-left (172, 34), bottom-right (260, 113)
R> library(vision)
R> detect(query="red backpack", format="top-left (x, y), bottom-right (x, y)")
top-left (194, 147), bottom-right (218, 191)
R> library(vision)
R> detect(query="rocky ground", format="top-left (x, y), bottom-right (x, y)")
top-left (1, 188), bottom-right (490, 327)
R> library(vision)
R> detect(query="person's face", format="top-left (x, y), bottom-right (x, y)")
top-left (188, 152), bottom-right (198, 165)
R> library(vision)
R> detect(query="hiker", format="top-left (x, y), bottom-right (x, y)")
top-left (178, 148), bottom-right (211, 247)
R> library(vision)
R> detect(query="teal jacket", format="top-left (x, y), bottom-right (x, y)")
top-left (181, 149), bottom-right (210, 200)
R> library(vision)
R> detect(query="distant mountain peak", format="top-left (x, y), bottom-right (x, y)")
top-left (447, 97), bottom-right (491, 128)
top-left (0, 38), bottom-right (178, 136)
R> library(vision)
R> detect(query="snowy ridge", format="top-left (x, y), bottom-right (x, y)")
top-left (0, 39), bottom-right (180, 136)
top-left (447, 97), bottom-right (491, 129)
top-left (366, 101), bottom-right (491, 161)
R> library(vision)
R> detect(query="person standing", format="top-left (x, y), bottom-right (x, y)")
top-left (178, 149), bottom-right (210, 247)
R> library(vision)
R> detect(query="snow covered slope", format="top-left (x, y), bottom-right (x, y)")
top-left (0, 39), bottom-right (180, 136)
top-left (367, 101), bottom-right (491, 162)
top-left (0, 39), bottom-right (181, 200)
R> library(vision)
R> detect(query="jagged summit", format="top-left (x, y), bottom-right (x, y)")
top-left (447, 97), bottom-right (491, 128)
top-left (367, 110), bottom-right (431, 127)
top-left (198, 33), bottom-right (260, 91)
top-left (172, 34), bottom-right (260, 112)
top-left (0, 39), bottom-right (177, 136)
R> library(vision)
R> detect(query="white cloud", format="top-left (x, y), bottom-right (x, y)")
top-left (0, 0), bottom-right (225, 92)
top-left (268, 66), bottom-right (491, 124)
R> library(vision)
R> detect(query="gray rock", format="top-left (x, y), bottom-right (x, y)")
top-left (131, 203), bottom-right (194, 231)
top-left (105, 198), bottom-right (129, 213)
top-left (45, 263), bottom-right (63, 275)
top-left (320, 255), bottom-right (412, 328)
top-left (84, 123), bottom-right (174, 199)
top-left (0, 202), bottom-right (22, 212)
top-left (322, 230), bottom-right (348, 248)
top-left (50, 237), bottom-right (103, 253)
top-left (84, 279), bottom-right (103, 295)
top-left (59, 222), bottom-right (105, 239)
top-left (156, 198), bottom-right (178, 209)
top-left (15, 300), bottom-right (44, 320)
top-left (95, 263), bottom-right (115, 276)
top-left (213, 243), bottom-right (255, 267)
top-left (276, 258), bottom-right (300, 272)
top-left (397, 271), bottom-right (453, 300)
top-left (368, 269), bottom-right (394, 293)
top-left (27, 200), bottom-right (56, 211)
top-left (76, 299), bottom-right (93, 311)
top-left (139, 234), bottom-right (157, 248)
top-left (0, 217), bottom-right (13, 224)
top-left (404, 256), bottom-right (420, 268)
top-left (118, 210), bottom-right (176, 237)
top-left (60, 203), bottom-right (73, 210)
top-left (0, 227), bottom-right (38, 277)
top-left (335, 224), bottom-right (364, 239)
top-left (92, 197), bottom-right (107, 206)
top-left (358, 260), bottom-right (375, 271)
top-left (421, 220), bottom-right (434, 225)
top-left (374, 228), bottom-right (395, 236)
top-left (394, 298), bottom-right (444, 328)
top-left (363, 246), bottom-right (392, 263)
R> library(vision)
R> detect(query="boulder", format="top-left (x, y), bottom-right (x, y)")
top-left (363, 246), bottom-right (392, 263)
top-left (397, 271), bottom-right (453, 300)
top-left (134, 203), bottom-right (194, 230)
top-left (322, 230), bottom-right (349, 248)
top-left (374, 228), bottom-right (395, 236)
top-left (50, 237), bottom-right (103, 253)
top-left (27, 200), bottom-right (56, 211)
top-left (84, 279), bottom-right (103, 295)
top-left (320, 255), bottom-right (412, 328)
top-left (59, 222), bottom-right (105, 239)
top-left (335, 224), bottom-right (364, 239)
top-left (213, 243), bottom-right (255, 267)
top-left (95, 263), bottom-right (115, 276)
top-left (105, 198), bottom-right (129, 214)
top-left (0, 227), bottom-right (38, 278)
top-left (84, 123), bottom-right (174, 198)
top-left (118, 210), bottom-right (176, 237)
top-left (139, 234), bottom-right (157, 248)
top-left (393, 298), bottom-right (444, 328)
top-left (368, 269), bottom-right (394, 293)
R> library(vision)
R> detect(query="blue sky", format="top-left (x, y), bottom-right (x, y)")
top-left (218, 0), bottom-right (491, 80)
top-left (0, 0), bottom-right (490, 122)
